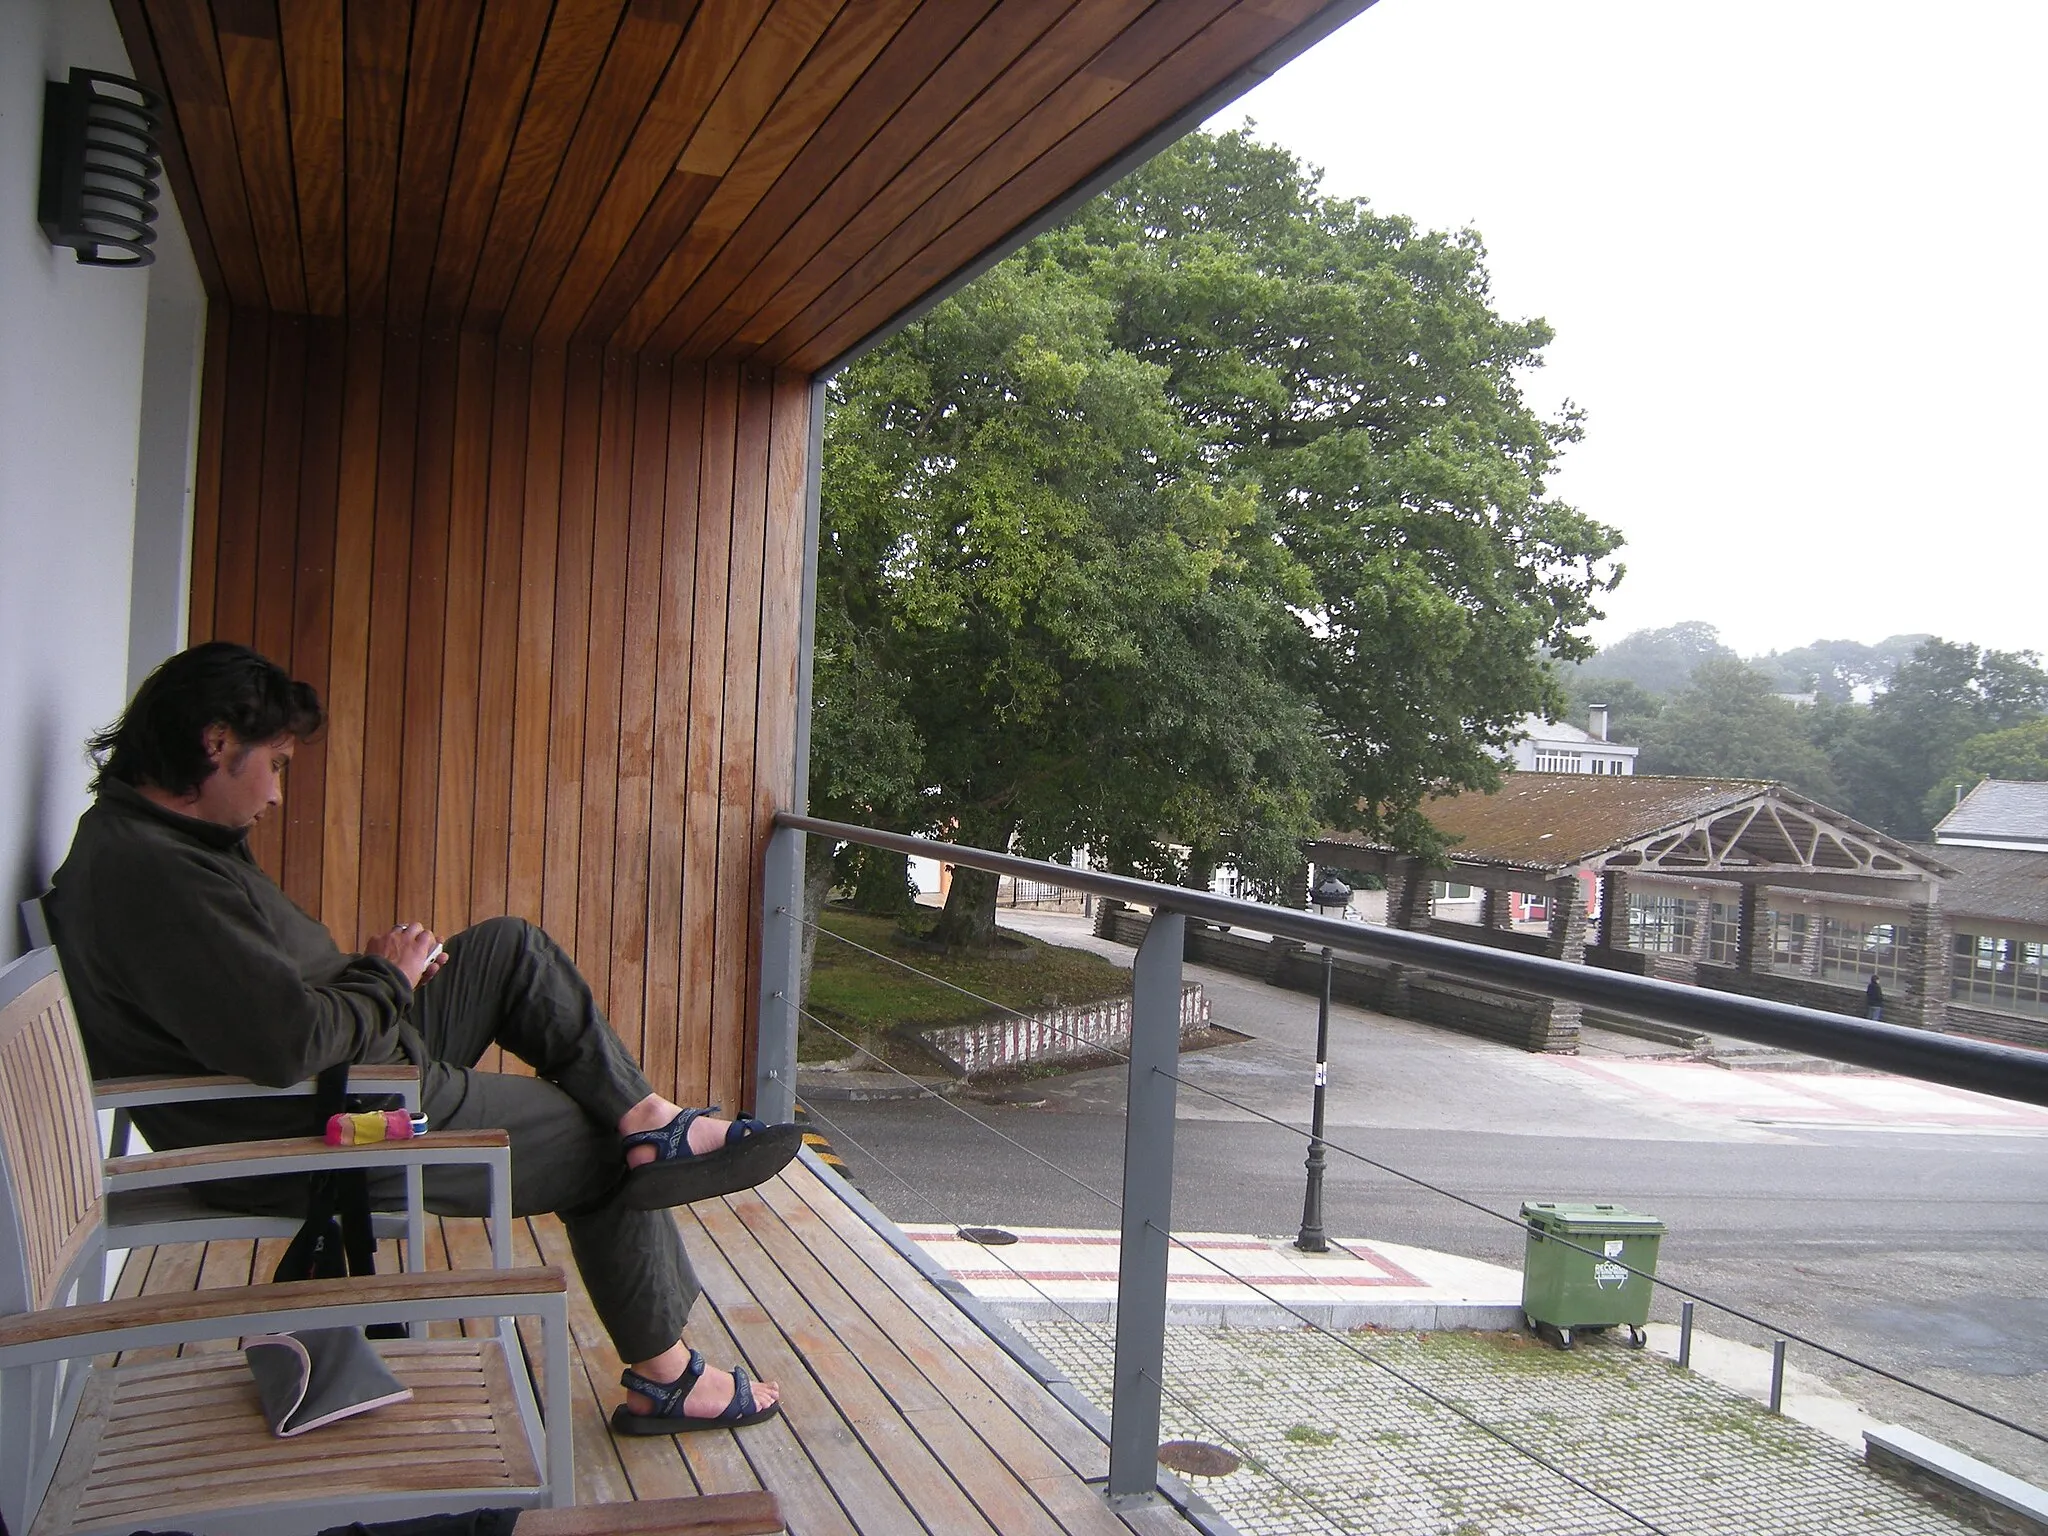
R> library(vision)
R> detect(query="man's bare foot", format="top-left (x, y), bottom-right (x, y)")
top-left (618, 1095), bottom-right (733, 1167)
top-left (624, 1340), bottom-right (779, 1419)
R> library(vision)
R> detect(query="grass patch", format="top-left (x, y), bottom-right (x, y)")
top-left (1285, 1424), bottom-right (1340, 1447)
top-left (801, 906), bottom-right (1132, 1067)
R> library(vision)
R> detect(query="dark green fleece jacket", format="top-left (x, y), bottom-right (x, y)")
top-left (47, 779), bottom-right (415, 1149)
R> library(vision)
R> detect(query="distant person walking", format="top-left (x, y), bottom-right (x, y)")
top-left (1865, 976), bottom-right (1885, 1021)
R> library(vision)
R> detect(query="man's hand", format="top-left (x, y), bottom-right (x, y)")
top-left (365, 922), bottom-right (444, 988)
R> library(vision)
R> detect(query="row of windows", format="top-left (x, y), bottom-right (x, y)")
top-left (1614, 899), bottom-right (1904, 981)
top-left (1605, 901), bottom-right (2047, 1019)
top-left (1762, 911), bottom-right (1902, 981)
top-left (1533, 751), bottom-right (1630, 774)
top-left (1950, 934), bottom-right (2048, 1017)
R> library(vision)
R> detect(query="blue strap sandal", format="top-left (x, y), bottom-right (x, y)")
top-left (612, 1349), bottom-right (779, 1435)
top-left (617, 1105), bottom-right (803, 1211)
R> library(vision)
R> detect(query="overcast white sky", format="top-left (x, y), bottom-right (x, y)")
top-left (1210, 0), bottom-right (2046, 661)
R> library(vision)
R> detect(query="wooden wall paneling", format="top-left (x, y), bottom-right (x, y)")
top-left (345, 0), bottom-right (413, 321)
top-left (471, 344), bottom-right (533, 923)
top-left (209, 309), bottom-right (271, 646)
top-left (678, 366), bottom-right (738, 1106)
top-left (110, 0), bottom-right (225, 298)
top-left (466, 0), bottom-right (629, 332)
top-left (715, 0), bottom-right (1154, 361)
top-left (277, 0), bottom-right (347, 316)
top-left (497, 6), bottom-right (695, 342)
top-left (252, 318), bottom-right (307, 669)
top-left (549, 0), bottom-right (854, 348)
top-left (532, 0), bottom-right (750, 346)
top-left (282, 319), bottom-right (347, 918)
top-left (541, 348), bottom-right (606, 953)
top-left (216, 4), bottom-right (308, 314)
top-left (248, 316), bottom-right (307, 880)
top-left (777, 0), bottom-right (1306, 369)
top-left (355, 331), bottom-right (423, 939)
top-left (425, 3), bottom-right (554, 330)
top-left (185, 310), bottom-right (232, 645)
top-left (395, 343), bottom-right (460, 922)
top-left (742, 371), bottom-right (812, 1103)
top-left (432, 332), bottom-right (498, 936)
top-left (138, 0), bottom-right (265, 306)
top-left (710, 372), bottom-right (774, 1105)
top-left (641, 367), bottom-right (705, 1103)
top-left (643, 0), bottom-right (1018, 357)
top-left (508, 349), bottom-right (567, 927)
top-left (319, 326), bottom-right (387, 940)
top-left (606, 360), bottom-right (675, 1065)
top-left (385, 0), bottom-right (489, 331)
top-left (572, 356), bottom-right (639, 1012)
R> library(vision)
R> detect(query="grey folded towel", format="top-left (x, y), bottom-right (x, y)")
top-left (244, 1326), bottom-right (413, 1436)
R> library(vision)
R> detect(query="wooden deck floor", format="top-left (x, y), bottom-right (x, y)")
top-left (109, 1156), bottom-right (1191, 1536)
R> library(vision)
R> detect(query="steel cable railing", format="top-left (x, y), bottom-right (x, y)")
top-left (791, 993), bottom-right (1676, 1535)
top-left (759, 816), bottom-right (2048, 1505)
top-left (793, 903), bottom-right (2048, 1451)
top-left (792, 1089), bottom-right (1360, 1536)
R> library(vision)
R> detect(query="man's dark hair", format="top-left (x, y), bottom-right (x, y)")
top-left (88, 642), bottom-right (324, 795)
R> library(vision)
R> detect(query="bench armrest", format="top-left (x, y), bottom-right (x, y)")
top-left (0, 1265), bottom-right (566, 1368)
top-left (95, 1063), bottom-right (422, 1110)
top-left (106, 1131), bottom-right (515, 1266)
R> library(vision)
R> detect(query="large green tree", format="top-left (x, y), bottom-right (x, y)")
top-left (816, 131), bottom-right (1622, 945)
top-left (1053, 132), bottom-right (1622, 836)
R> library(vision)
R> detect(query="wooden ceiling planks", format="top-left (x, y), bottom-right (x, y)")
top-left (121, 0), bottom-right (1358, 360)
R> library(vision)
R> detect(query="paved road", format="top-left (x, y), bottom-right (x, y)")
top-left (802, 910), bottom-right (2048, 1487)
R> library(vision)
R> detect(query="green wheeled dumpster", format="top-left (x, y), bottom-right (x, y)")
top-left (1520, 1201), bottom-right (1666, 1349)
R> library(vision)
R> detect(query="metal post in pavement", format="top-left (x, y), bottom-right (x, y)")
top-left (1296, 946), bottom-right (1334, 1253)
top-left (1106, 908), bottom-right (1185, 1507)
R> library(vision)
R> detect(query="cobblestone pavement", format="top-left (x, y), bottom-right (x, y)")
top-left (1016, 1319), bottom-right (1977, 1536)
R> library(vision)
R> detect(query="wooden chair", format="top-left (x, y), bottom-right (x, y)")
top-left (0, 945), bottom-right (576, 1535)
top-left (22, 893), bottom-right (428, 1270)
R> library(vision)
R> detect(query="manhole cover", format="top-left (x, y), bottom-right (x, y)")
top-left (1158, 1440), bottom-right (1240, 1478)
top-left (956, 1226), bottom-right (1019, 1246)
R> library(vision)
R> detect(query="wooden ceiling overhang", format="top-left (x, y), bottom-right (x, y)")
top-left (113, 0), bottom-right (1369, 370)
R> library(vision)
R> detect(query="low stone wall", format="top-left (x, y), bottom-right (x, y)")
top-left (919, 983), bottom-right (1209, 1077)
top-left (1942, 1003), bottom-right (2048, 1052)
top-left (1099, 908), bottom-right (1569, 1053)
top-left (1697, 964), bottom-right (1863, 1014)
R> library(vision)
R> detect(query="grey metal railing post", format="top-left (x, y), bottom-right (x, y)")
top-left (756, 823), bottom-right (804, 1124)
top-left (1106, 908), bottom-right (1185, 1506)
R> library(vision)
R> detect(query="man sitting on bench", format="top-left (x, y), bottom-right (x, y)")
top-left (46, 641), bottom-right (797, 1436)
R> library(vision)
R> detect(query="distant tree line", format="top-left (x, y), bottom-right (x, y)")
top-left (1560, 623), bottom-right (2048, 839)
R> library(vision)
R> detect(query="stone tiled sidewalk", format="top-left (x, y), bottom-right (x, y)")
top-left (1016, 1319), bottom-right (1977, 1536)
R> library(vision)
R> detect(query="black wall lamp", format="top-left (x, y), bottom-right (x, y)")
top-left (38, 69), bottom-right (164, 267)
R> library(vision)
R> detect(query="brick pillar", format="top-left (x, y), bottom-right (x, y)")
top-left (1545, 875), bottom-right (1589, 963)
top-left (1734, 884), bottom-right (1762, 973)
top-left (1530, 872), bottom-right (1587, 1052)
top-left (1282, 861), bottom-right (1311, 912)
top-left (1799, 909), bottom-right (1824, 978)
top-left (1688, 893), bottom-right (1713, 967)
top-left (1481, 886), bottom-right (1515, 931)
top-left (1892, 902), bottom-right (1950, 1032)
top-left (1596, 871), bottom-right (1627, 953)
top-left (1384, 858), bottom-right (1431, 931)
top-left (1381, 858), bottom-right (1431, 1017)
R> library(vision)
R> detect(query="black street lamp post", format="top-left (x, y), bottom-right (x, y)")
top-left (1296, 946), bottom-right (1334, 1253)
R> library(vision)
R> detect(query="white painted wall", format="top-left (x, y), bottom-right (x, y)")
top-left (0, 0), bottom-right (203, 961)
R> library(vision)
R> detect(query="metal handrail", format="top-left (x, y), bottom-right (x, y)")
top-left (775, 812), bottom-right (2048, 1107)
top-left (754, 812), bottom-right (2048, 1510)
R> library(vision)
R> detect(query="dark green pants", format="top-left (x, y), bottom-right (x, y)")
top-left (228, 916), bottom-right (697, 1362)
